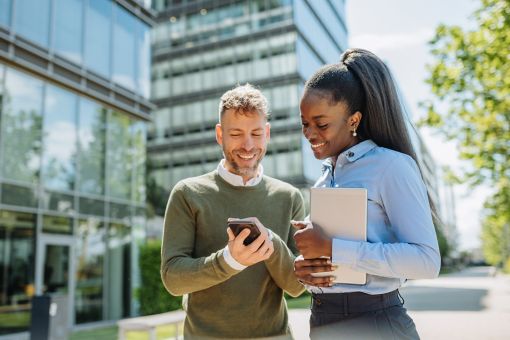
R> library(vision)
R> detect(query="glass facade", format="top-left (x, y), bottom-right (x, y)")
top-left (75, 218), bottom-right (105, 323)
top-left (149, 0), bottom-right (347, 192)
top-left (0, 63), bottom-right (148, 333)
top-left (1, 0), bottom-right (151, 98)
top-left (0, 0), bottom-right (153, 336)
top-left (0, 211), bottom-right (36, 335)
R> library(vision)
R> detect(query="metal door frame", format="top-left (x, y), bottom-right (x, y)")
top-left (35, 234), bottom-right (75, 328)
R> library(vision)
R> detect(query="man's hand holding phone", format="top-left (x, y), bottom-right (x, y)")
top-left (227, 217), bottom-right (274, 266)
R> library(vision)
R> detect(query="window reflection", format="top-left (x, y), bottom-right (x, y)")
top-left (137, 21), bottom-right (151, 98)
top-left (76, 219), bottom-right (105, 323)
top-left (6, 0), bottom-right (149, 97)
top-left (107, 223), bottom-right (131, 319)
top-left (294, 0), bottom-right (338, 62)
top-left (1, 69), bottom-right (43, 184)
top-left (41, 191), bottom-right (75, 214)
top-left (131, 122), bottom-right (146, 203)
top-left (14, 0), bottom-right (50, 47)
top-left (113, 4), bottom-right (136, 90)
top-left (107, 112), bottom-right (131, 200)
top-left (78, 99), bottom-right (106, 196)
top-left (0, 183), bottom-right (38, 209)
top-left (79, 197), bottom-right (105, 216)
top-left (42, 86), bottom-right (77, 192)
top-left (54, 0), bottom-right (83, 64)
top-left (0, 0), bottom-right (11, 27)
top-left (42, 215), bottom-right (73, 234)
top-left (0, 210), bottom-right (36, 335)
top-left (84, 0), bottom-right (112, 77)
top-left (42, 244), bottom-right (69, 294)
top-left (109, 202), bottom-right (131, 221)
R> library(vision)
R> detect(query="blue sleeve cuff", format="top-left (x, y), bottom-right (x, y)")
top-left (331, 238), bottom-right (360, 267)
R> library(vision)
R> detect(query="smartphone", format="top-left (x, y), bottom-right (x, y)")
top-left (227, 219), bottom-right (261, 245)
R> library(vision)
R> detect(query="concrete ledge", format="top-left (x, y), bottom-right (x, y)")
top-left (117, 310), bottom-right (185, 340)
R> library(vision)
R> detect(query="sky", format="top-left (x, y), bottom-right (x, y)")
top-left (345, 0), bottom-right (490, 251)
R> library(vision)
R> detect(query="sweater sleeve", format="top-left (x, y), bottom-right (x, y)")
top-left (160, 182), bottom-right (241, 296)
top-left (263, 190), bottom-right (306, 297)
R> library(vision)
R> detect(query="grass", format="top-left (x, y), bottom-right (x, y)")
top-left (71, 323), bottom-right (183, 340)
top-left (286, 293), bottom-right (311, 309)
top-left (0, 311), bottom-right (30, 328)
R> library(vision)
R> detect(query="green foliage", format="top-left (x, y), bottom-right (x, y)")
top-left (146, 174), bottom-right (168, 218)
top-left (435, 225), bottom-right (451, 260)
top-left (422, 0), bottom-right (510, 266)
top-left (285, 291), bottom-right (311, 309)
top-left (138, 240), bottom-right (182, 315)
top-left (145, 157), bottom-right (169, 219)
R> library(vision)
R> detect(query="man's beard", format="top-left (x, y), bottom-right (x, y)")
top-left (223, 148), bottom-right (265, 178)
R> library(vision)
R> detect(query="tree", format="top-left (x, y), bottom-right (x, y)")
top-left (422, 0), bottom-right (510, 270)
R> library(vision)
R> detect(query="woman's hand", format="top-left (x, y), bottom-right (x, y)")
top-left (294, 256), bottom-right (336, 287)
top-left (291, 220), bottom-right (332, 259)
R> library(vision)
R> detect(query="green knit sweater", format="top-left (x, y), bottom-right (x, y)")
top-left (161, 171), bottom-right (306, 339)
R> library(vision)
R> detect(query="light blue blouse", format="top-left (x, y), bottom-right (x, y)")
top-left (309, 139), bottom-right (441, 294)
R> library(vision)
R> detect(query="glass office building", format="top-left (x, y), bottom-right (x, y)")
top-left (148, 0), bottom-right (456, 247)
top-left (0, 0), bottom-right (154, 337)
top-left (149, 0), bottom-right (348, 199)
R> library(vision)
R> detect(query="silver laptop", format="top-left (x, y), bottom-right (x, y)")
top-left (310, 187), bottom-right (367, 285)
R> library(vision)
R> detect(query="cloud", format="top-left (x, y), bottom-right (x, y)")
top-left (350, 29), bottom-right (434, 52)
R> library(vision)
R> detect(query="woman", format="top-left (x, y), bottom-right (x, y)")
top-left (292, 48), bottom-right (441, 339)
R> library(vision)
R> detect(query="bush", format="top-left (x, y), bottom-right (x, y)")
top-left (138, 240), bottom-right (182, 315)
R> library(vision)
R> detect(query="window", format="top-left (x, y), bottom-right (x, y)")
top-left (113, 4), bottom-right (136, 90)
top-left (0, 0), bottom-right (11, 27)
top-left (1, 68), bottom-right (43, 184)
top-left (107, 223), bottom-right (131, 319)
top-left (131, 121), bottom-right (146, 203)
top-left (294, 0), bottom-right (339, 63)
top-left (84, 0), bottom-right (112, 77)
top-left (42, 86), bottom-right (78, 192)
top-left (75, 219), bottom-right (105, 323)
top-left (106, 112), bottom-right (131, 200)
top-left (137, 21), bottom-right (151, 98)
top-left (0, 210), bottom-right (36, 335)
top-left (42, 215), bottom-right (73, 234)
top-left (78, 98), bottom-right (106, 196)
top-left (54, 0), bottom-right (83, 64)
top-left (14, 0), bottom-right (50, 47)
top-left (0, 183), bottom-right (38, 208)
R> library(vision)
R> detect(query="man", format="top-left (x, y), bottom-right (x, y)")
top-left (161, 84), bottom-right (305, 339)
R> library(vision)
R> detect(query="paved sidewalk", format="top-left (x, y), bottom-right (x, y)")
top-left (289, 309), bottom-right (311, 340)
top-left (288, 267), bottom-right (510, 340)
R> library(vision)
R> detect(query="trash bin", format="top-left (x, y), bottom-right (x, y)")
top-left (30, 295), bottom-right (69, 340)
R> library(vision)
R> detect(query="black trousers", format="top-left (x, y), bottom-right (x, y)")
top-left (309, 290), bottom-right (419, 340)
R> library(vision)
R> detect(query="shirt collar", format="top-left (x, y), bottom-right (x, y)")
top-left (217, 159), bottom-right (264, 187)
top-left (321, 139), bottom-right (378, 173)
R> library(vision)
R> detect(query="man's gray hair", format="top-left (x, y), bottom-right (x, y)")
top-left (218, 84), bottom-right (269, 121)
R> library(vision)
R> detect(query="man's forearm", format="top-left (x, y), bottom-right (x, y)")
top-left (264, 232), bottom-right (305, 297)
top-left (161, 248), bottom-right (241, 296)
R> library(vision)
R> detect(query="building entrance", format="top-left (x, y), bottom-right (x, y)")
top-left (35, 235), bottom-right (74, 327)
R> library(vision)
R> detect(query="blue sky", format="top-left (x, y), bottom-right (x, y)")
top-left (346, 0), bottom-right (489, 250)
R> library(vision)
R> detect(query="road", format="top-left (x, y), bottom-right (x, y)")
top-left (288, 266), bottom-right (510, 339)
